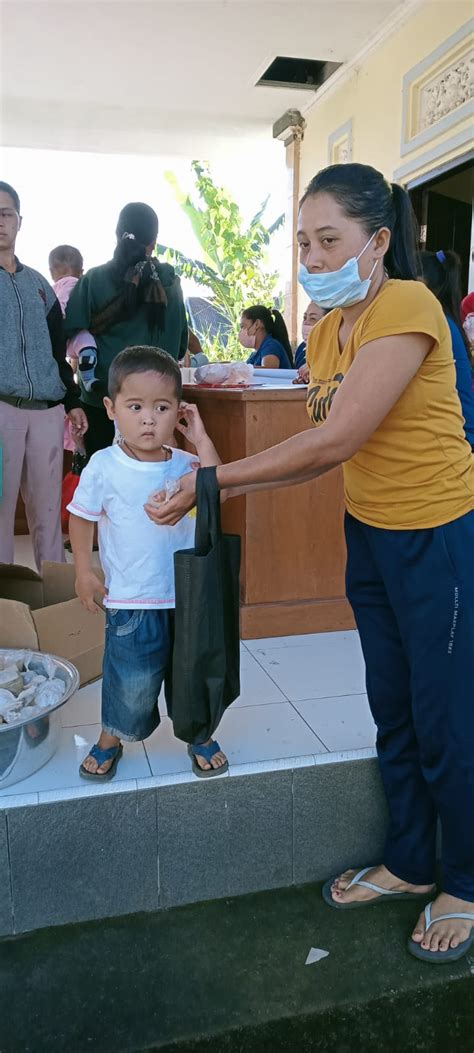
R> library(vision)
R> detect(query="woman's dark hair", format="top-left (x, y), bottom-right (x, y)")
top-left (301, 164), bottom-right (420, 281)
top-left (91, 202), bottom-right (166, 335)
top-left (242, 305), bottom-right (293, 365)
top-left (0, 181), bottom-right (20, 213)
top-left (113, 202), bottom-right (159, 278)
top-left (108, 345), bottom-right (182, 402)
top-left (420, 249), bottom-right (471, 359)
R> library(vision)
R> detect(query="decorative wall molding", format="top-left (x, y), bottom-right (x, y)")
top-left (393, 125), bottom-right (473, 184)
top-left (328, 120), bottom-right (353, 165)
top-left (401, 19), bottom-right (474, 157)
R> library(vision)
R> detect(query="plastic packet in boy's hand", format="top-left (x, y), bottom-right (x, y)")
top-left (148, 478), bottom-right (181, 507)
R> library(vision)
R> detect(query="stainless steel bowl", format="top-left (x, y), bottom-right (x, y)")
top-left (0, 651), bottom-right (80, 789)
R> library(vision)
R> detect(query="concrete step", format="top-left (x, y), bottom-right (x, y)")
top-left (1, 882), bottom-right (473, 1053)
top-left (1, 754), bottom-right (389, 935)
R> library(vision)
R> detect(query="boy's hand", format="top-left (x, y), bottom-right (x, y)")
top-left (76, 571), bottom-right (108, 613)
top-left (175, 403), bottom-right (206, 448)
top-left (68, 407), bottom-right (89, 439)
top-left (145, 470), bottom-right (197, 526)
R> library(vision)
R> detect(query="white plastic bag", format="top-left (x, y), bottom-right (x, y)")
top-left (194, 363), bottom-right (254, 387)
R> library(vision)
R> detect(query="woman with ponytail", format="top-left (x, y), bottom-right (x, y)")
top-left (150, 162), bottom-right (474, 964)
top-left (239, 304), bottom-right (293, 368)
top-left (420, 249), bottom-right (474, 448)
top-left (65, 202), bottom-right (188, 457)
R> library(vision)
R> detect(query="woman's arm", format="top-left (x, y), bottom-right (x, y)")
top-left (217, 332), bottom-right (432, 489)
top-left (64, 273), bottom-right (93, 337)
top-left (149, 332), bottom-right (432, 524)
top-left (46, 298), bottom-right (82, 412)
top-left (261, 354), bottom-right (281, 369)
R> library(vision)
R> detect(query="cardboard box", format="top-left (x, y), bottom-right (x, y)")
top-left (0, 562), bottom-right (105, 686)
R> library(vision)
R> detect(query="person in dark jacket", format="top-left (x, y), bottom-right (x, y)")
top-left (0, 181), bottom-right (85, 569)
top-left (65, 202), bottom-right (188, 458)
top-left (420, 250), bottom-right (474, 449)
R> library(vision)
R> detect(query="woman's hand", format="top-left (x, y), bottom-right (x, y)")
top-left (293, 364), bottom-right (310, 384)
top-left (68, 407), bottom-right (89, 440)
top-left (175, 402), bottom-right (206, 448)
top-left (75, 571), bottom-right (108, 614)
top-left (144, 470), bottom-right (198, 526)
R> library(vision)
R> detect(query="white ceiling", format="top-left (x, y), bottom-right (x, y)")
top-left (1, 0), bottom-right (407, 157)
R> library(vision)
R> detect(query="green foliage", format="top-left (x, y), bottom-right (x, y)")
top-left (157, 161), bottom-right (284, 359)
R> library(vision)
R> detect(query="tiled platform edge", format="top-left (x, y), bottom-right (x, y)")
top-left (0, 753), bottom-right (388, 936)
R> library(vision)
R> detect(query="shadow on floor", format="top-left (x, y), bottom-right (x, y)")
top-left (1, 882), bottom-right (473, 1053)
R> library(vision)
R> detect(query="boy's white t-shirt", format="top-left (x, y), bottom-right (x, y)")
top-left (67, 445), bottom-right (198, 609)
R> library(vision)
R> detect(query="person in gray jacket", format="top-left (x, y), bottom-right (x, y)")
top-left (0, 181), bottom-right (87, 569)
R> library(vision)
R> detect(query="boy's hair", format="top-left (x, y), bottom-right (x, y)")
top-left (48, 244), bottom-right (83, 277)
top-left (0, 181), bottom-right (20, 213)
top-left (108, 346), bottom-right (182, 402)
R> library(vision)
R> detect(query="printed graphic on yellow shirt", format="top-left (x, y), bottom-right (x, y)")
top-left (307, 373), bottom-right (344, 424)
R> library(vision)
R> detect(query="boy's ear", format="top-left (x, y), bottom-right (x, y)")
top-left (103, 397), bottom-right (115, 421)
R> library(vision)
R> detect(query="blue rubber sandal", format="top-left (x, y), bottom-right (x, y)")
top-left (79, 742), bottom-right (123, 782)
top-left (408, 902), bottom-right (474, 963)
top-left (187, 741), bottom-right (229, 779)
top-left (322, 866), bottom-right (435, 910)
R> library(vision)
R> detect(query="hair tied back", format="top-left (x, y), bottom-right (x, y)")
top-left (122, 232), bottom-right (136, 241)
top-left (436, 250), bottom-right (446, 263)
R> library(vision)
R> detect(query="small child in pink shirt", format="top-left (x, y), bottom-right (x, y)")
top-left (49, 245), bottom-right (99, 394)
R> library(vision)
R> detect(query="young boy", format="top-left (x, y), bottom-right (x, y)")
top-left (49, 244), bottom-right (100, 392)
top-left (68, 345), bottom-right (228, 779)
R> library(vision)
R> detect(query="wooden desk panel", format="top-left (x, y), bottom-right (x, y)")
top-left (184, 384), bottom-right (355, 639)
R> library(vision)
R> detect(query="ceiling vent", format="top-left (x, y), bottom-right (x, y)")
top-left (257, 56), bottom-right (341, 91)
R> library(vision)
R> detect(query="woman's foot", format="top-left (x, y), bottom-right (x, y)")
top-left (411, 892), bottom-right (474, 954)
top-left (329, 864), bottom-right (435, 906)
top-left (81, 731), bottom-right (121, 775)
top-left (192, 739), bottom-right (227, 772)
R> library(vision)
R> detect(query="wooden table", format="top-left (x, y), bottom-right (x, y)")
top-left (183, 382), bottom-right (355, 639)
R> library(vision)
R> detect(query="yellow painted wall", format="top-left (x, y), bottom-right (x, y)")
top-left (300, 2), bottom-right (473, 190)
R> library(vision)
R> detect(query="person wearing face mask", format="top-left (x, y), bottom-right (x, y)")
top-left (148, 162), bottom-right (474, 967)
top-left (295, 301), bottom-right (327, 370)
top-left (238, 305), bottom-right (293, 368)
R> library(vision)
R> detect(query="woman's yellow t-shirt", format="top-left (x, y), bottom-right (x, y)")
top-left (306, 279), bottom-right (474, 530)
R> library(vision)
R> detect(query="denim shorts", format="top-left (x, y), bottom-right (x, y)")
top-left (102, 608), bottom-right (174, 741)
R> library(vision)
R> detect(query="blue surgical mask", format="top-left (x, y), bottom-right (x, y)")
top-left (298, 232), bottom-right (379, 309)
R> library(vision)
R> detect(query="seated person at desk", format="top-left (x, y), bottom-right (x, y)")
top-left (295, 300), bottom-right (327, 370)
top-left (239, 305), bottom-right (293, 368)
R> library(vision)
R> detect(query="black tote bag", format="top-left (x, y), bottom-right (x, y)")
top-left (170, 466), bottom-right (241, 744)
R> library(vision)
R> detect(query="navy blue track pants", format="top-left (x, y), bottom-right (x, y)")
top-left (345, 510), bottom-right (474, 902)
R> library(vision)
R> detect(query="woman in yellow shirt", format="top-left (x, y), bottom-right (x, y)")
top-left (148, 162), bottom-right (474, 964)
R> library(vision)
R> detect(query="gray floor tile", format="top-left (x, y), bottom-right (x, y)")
top-left (219, 702), bottom-right (326, 766)
top-left (8, 789), bottom-right (159, 932)
top-left (293, 694), bottom-right (376, 751)
top-left (0, 812), bottom-right (12, 936)
top-left (0, 725), bottom-right (150, 798)
top-left (253, 634), bottom-right (366, 701)
top-left (157, 771), bottom-right (292, 908)
top-left (293, 759), bottom-right (388, 885)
